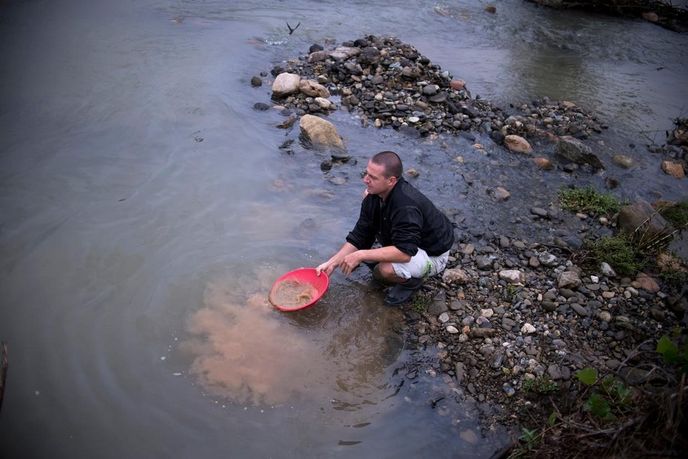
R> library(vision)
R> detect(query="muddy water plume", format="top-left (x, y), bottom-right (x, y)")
top-left (179, 270), bottom-right (402, 406)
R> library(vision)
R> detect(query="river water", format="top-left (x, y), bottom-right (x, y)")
top-left (1, 1), bottom-right (686, 457)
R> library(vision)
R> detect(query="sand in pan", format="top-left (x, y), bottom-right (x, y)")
top-left (179, 280), bottom-right (330, 405)
top-left (269, 279), bottom-right (319, 310)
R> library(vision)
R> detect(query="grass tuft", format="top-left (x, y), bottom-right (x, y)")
top-left (559, 186), bottom-right (621, 216)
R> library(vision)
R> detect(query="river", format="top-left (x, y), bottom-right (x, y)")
top-left (1, 0), bottom-right (686, 457)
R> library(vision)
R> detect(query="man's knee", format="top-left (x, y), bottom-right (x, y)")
top-left (374, 262), bottom-right (400, 282)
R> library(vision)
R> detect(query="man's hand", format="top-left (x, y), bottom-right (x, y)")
top-left (341, 252), bottom-right (362, 276)
top-left (315, 261), bottom-right (335, 277)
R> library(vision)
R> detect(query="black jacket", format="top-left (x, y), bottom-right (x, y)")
top-left (346, 178), bottom-right (455, 257)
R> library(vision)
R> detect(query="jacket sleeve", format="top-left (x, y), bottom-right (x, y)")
top-left (390, 205), bottom-right (422, 256)
top-left (345, 197), bottom-right (377, 250)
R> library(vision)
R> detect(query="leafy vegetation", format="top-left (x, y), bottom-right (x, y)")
top-left (559, 186), bottom-right (621, 216)
top-left (657, 331), bottom-right (688, 374)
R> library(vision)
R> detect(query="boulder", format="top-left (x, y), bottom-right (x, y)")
top-left (493, 187), bottom-right (511, 201)
top-left (617, 200), bottom-right (673, 238)
top-left (272, 73), bottom-right (301, 98)
top-left (556, 136), bottom-right (604, 170)
top-left (299, 114), bottom-right (345, 150)
top-left (504, 135), bottom-right (532, 154)
top-left (299, 79), bottom-right (330, 98)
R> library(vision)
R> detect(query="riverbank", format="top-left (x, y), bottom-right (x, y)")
top-left (253, 34), bottom-right (687, 457)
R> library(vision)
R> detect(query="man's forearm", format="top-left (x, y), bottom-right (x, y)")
top-left (357, 246), bottom-right (411, 264)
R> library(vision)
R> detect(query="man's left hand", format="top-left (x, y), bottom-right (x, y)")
top-left (341, 252), bottom-right (362, 276)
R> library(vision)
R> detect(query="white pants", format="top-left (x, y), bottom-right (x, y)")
top-left (392, 249), bottom-right (450, 280)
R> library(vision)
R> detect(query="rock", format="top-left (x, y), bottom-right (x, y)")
top-left (328, 46), bottom-right (360, 61)
top-left (598, 311), bottom-right (612, 322)
top-left (499, 269), bottom-right (525, 285)
top-left (446, 325), bottom-right (460, 334)
top-left (460, 429), bottom-right (479, 444)
top-left (299, 79), bottom-right (330, 98)
top-left (314, 97), bottom-right (333, 110)
top-left (406, 168), bottom-right (420, 178)
top-left (493, 187), bottom-right (511, 201)
top-left (476, 255), bottom-right (495, 270)
top-left (635, 272), bottom-right (660, 293)
top-left (450, 79), bottom-right (466, 90)
top-left (556, 136), bottom-right (604, 170)
top-left (429, 291), bottom-right (449, 315)
top-left (571, 304), bottom-right (589, 317)
top-left (299, 114), bottom-right (345, 150)
top-left (485, 5), bottom-right (497, 14)
top-left (533, 157), bottom-right (554, 170)
top-left (617, 201), bottom-right (673, 238)
top-left (600, 262), bottom-right (616, 277)
top-left (470, 328), bottom-right (496, 338)
top-left (253, 102), bottom-right (270, 111)
top-left (272, 72), bottom-right (301, 98)
top-left (250, 76), bottom-right (262, 87)
top-left (422, 84), bottom-right (439, 96)
top-left (642, 11), bottom-right (659, 22)
top-left (438, 312), bottom-right (450, 323)
top-left (308, 50), bottom-right (329, 63)
top-left (547, 364), bottom-right (563, 380)
top-left (442, 268), bottom-right (470, 285)
top-left (504, 135), bottom-right (532, 154)
top-left (612, 154), bottom-right (634, 168)
top-left (530, 207), bottom-right (549, 218)
top-left (521, 323), bottom-right (536, 334)
top-left (661, 160), bottom-right (685, 178)
top-left (558, 271), bottom-right (582, 289)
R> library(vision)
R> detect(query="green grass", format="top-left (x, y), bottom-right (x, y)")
top-left (585, 235), bottom-right (642, 276)
top-left (659, 201), bottom-right (688, 227)
top-left (559, 186), bottom-right (621, 216)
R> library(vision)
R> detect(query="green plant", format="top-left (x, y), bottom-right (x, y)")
top-left (523, 376), bottom-right (559, 395)
top-left (576, 367), bottom-right (633, 423)
top-left (657, 333), bottom-right (688, 374)
top-left (559, 186), bottom-right (621, 216)
top-left (585, 235), bottom-right (642, 276)
top-left (660, 269), bottom-right (688, 290)
top-left (410, 294), bottom-right (430, 313)
top-left (659, 200), bottom-right (688, 227)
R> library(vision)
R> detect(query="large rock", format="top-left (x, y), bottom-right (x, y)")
top-left (556, 136), bottom-right (604, 170)
top-left (272, 73), bottom-right (301, 98)
top-left (617, 200), bottom-right (673, 238)
top-left (299, 79), bottom-right (330, 98)
top-left (442, 268), bottom-right (470, 285)
top-left (558, 270), bottom-right (582, 289)
top-left (504, 135), bottom-right (532, 154)
top-left (299, 114), bottom-right (345, 150)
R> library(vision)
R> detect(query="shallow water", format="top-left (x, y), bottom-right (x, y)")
top-left (1, 0), bottom-right (687, 457)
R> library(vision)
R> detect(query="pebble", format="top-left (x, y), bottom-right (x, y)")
top-left (446, 325), bottom-right (460, 334)
top-left (521, 323), bottom-right (536, 334)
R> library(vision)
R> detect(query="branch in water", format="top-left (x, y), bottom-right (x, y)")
top-left (287, 21), bottom-right (301, 35)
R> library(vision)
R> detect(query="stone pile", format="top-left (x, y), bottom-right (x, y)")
top-left (256, 36), bottom-right (605, 143)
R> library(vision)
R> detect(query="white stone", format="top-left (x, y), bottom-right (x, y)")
top-left (314, 97), bottom-right (332, 109)
top-left (499, 269), bottom-right (525, 285)
top-left (521, 323), bottom-right (536, 334)
top-left (438, 312), bottom-right (450, 323)
top-left (480, 308), bottom-right (494, 318)
top-left (600, 262), bottom-right (616, 277)
top-left (590, 275), bottom-right (599, 283)
top-left (446, 325), bottom-right (460, 334)
top-left (272, 72), bottom-right (301, 97)
top-left (299, 114), bottom-right (345, 149)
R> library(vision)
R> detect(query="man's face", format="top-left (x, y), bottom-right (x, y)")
top-left (363, 160), bottom-right (396, 196)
